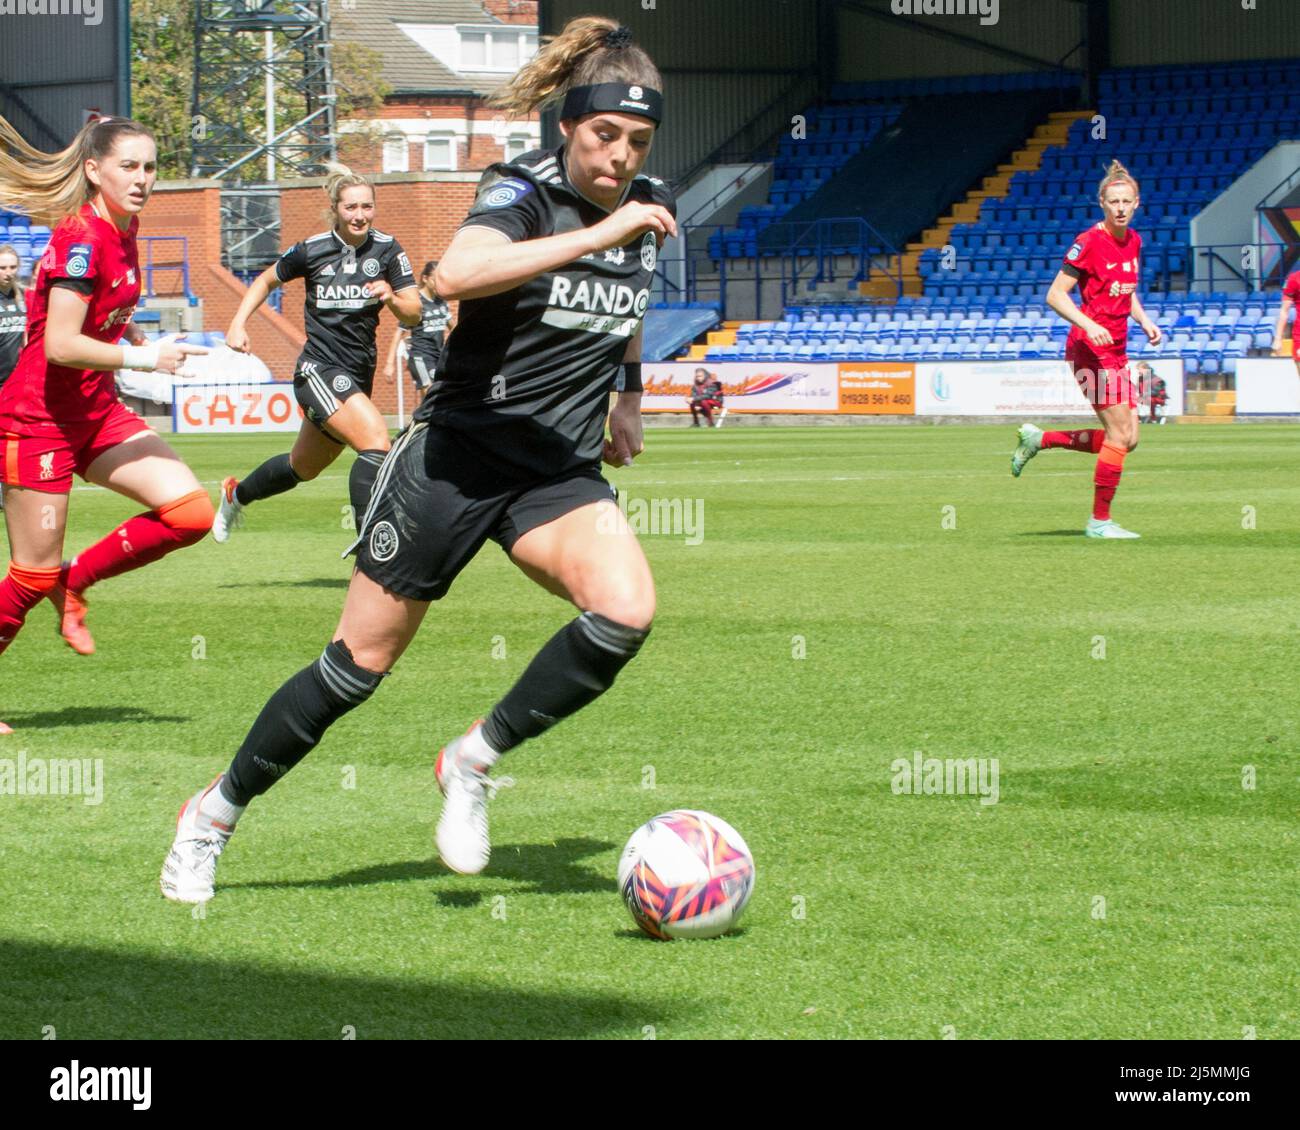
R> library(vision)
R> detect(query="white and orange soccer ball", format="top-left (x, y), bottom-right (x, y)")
top-left (618, 810), bottom-right (756, 939)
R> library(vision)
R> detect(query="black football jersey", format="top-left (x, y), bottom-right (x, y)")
top-left (275, 227), bottom-right (416, 377)
top-left (0, 286), bottom-right (24, 384)
top-left (408, 292), bottom-right (452, 368)
top-left (415, 144), bottom-right (676, 477)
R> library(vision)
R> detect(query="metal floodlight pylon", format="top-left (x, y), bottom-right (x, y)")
top-left (191, 0), bottom-right (338, 271)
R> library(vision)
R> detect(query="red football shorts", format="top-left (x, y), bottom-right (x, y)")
top-left (1066, 338), bottom-right (1135, 409)
top-left (0, 401), bottom-right (152, 494)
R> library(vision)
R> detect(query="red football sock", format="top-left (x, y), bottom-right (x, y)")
top-left (1042, 429), bottom-right (1104, 453)
top-left (64, 489), bottom-right (214, 592)
top-left (0, 563), bottom-right (61, 656)
top-left (1093, 441), bottom-right (1127, 521)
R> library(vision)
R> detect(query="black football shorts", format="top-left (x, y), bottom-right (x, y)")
top-left (293, 355), bottom-right (373, 434)
top-left (353, 421), bottom-right (617, 602)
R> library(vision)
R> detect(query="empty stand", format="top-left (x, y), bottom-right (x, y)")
top-left (709, 291), bottom-right (1273, 376)
top-left (684, 61), bottom-right (1299, 375)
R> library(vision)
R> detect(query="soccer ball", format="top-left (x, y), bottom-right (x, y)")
top-left (618, 810), bottom-right (756, 939)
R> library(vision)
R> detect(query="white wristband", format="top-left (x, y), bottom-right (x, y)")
top-left (120, 343), bottom-right (161, 371)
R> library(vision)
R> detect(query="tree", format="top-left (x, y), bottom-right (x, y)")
top-left (130, 0), bottom-right (196, 180)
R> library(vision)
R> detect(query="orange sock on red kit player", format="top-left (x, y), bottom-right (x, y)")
top-left (60, 489), bottom-right (213, 591)
top-left (1092, 440), bottom-right (1127, 522)
top-left (1038, 429), bottom-right (1127, 521)
top-left (0, 563), bottom-right (60, 657)
top-left (1041, 429), bottom-right (1105, 453)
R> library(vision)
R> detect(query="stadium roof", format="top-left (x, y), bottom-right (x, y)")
top-left (334, 1), bottom-right (524, 98)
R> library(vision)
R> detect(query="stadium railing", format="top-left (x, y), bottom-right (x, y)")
top-left (1190, 242), bottom-right (1296, 295)
top-left (682, 216), bottom-right (899, 318)
top-left (232, 268), bottom-right (283, 313)
top-left (137, 236), bottom-right (194, 302)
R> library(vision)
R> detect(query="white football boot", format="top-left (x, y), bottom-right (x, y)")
top-left (161, 777), bottom-right (235, 903)
top-left (1010, 423), bottom-right (1043, 477)
top-left (435, 721), bottom-right (510, 875)
top-left (1085, 518), bottom-right (1141, 539)
top-left (212, 477), bottom-right (244, 543)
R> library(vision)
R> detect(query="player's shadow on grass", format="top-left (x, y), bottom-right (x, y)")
top-left (0, 937), bottom-right (667, 1039)
top-left (218, 577), bottom-right (351, 589)
top-left (1, 705), bottom-right (189, 728)
top-left (1019, 529), bottom-right (1085, 537)
top-left (227, 837), bottom-right (615, 905)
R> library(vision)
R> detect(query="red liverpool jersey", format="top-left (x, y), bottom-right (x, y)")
top-left (0, 203), bottom-right (141, 430)
top-left (1062, 222), bottom-right (1142, 353)
top-left (1283, 270), bottom-right (1300, 309)
top-left (1284, 271), bottom-right (1300, 357)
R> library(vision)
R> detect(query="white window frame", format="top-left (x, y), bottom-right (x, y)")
top-left (382, 132), bottom-right (409, 173)
top-left (504, 133), bottom-right (531, 162)
top-left (423, 133), bottom-right (457, 172)
top-left (456, 25), bottom-right (538, 74)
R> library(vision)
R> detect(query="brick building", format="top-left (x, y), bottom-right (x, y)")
top-left (334, 0), bottom-right (541, 177)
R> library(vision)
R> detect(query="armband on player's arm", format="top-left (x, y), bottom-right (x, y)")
top-left (620, 362), bottom-right (642, 394)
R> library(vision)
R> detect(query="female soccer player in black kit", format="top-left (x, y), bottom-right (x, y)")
top-left (211, 164), bottom-right (421, 541)
top-left (385, 259), bottom-right (453, 402)
top-left (163, 17), bottom-right (678, 902)
top-left (0, 245), bottom-right (25, 514)
top-left (0, 244), bottom-right (24, 389)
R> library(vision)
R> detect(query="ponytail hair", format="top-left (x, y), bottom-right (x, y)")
top-left (321, 159), bottom-right (374, 224)
top-left (1098, 159), bottom-right (1139, 200)
top-left (0, 113), bottom-right (154, 227)
top-left (488, 16), bottom-right (662, 119)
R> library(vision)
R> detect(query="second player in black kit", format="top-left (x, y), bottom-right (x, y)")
top-left (389, 261), bottom-right (453, 394)
top-left (0, 244), bottom-right (24, 387)
top-left (163, 17), bottom-right (680, 900)
top-left (0, 244), bottom-right (23, 511)
top-left (279, 225), bottom-right (416, 418)
top-left (214, 165), bottom-right (420, 541)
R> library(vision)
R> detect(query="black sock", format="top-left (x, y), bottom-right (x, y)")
top-left (222, 640), bottom-right (387, 804)
top-left (235, 453), bottom-right (302, 506)
top-left (348, 449), bottom-right (387, 523)
top-left (481, 612), bottom-right (649, 754)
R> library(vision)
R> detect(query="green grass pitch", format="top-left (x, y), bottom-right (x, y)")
top-left (0, 423), bottom-right (1296, 1039)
